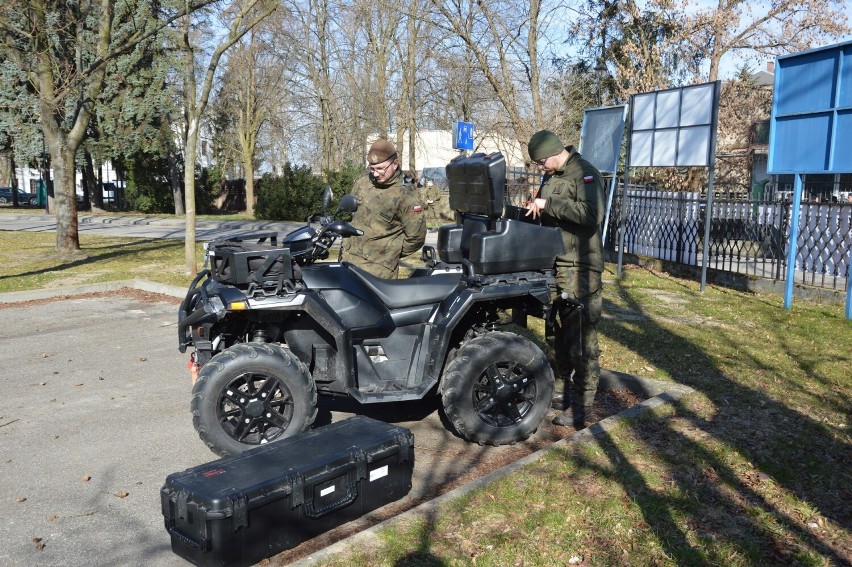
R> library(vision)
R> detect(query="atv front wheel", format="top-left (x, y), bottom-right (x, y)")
top-left (191, 343), bottom-right (317, 456)
top-left (441, 331), bottom-right (553, 445)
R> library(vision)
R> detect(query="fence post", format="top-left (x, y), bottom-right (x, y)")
top-left (783, 174), bottom-right (804, 310)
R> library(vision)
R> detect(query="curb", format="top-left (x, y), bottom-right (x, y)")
top-left (291, 372), bottom-right (694, 566)
top-left (0, 279), bottom-right (186, 303)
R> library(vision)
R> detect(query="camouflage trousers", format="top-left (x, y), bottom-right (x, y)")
top-left (549, 267), bottom-right (602, 408)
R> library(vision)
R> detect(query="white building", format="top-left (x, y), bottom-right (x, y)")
top-left (377, 129), bottom-right (526, 174)
top-left (14, 162), bottom-right (121, 198)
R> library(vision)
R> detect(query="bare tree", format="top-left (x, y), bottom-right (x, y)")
top-left (284, 0), bottom-right (345, 175)
top-left (394, 0), bottom-right (434, 172)
top-left (217, 23), bottom-right (287, 217)
top-left (176, 0), bottom-right (277, 275)
top-left (428, 0), bottom-right (554, 150)
top-left (690, 0), bottom-right (850, 81)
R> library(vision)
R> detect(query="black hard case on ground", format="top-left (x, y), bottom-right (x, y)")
top-left (161, 417), bottom-right (414, 567)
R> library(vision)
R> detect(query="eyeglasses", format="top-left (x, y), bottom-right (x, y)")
top-left (369, 157), bottom-right (396, 175)
top-left (533, 157), bottom-right (548, 167)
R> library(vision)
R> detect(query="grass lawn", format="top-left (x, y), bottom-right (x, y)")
top-left (2, 230), bottom-right (849, 566)
top-left (0, 231), bottom-right (202, 292)
top-left (306, 268), bottom-right (851, 566)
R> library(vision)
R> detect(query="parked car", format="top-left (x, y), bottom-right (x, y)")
top-left (0, 187), bottom-right (38, 206)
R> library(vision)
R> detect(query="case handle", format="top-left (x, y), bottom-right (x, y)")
top-left (303, 475), bottom-right (358, 519)
top-left (165, 520), bottom-right (209, 552)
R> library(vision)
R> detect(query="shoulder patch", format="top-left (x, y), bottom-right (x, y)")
top-left (413, 205), bottom-right (422, 212)
top-left (583, 175), bottom-right (595, 183)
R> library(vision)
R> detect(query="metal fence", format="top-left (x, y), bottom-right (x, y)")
top-left (607, 188), bottom-right (851, 291)
top-left (500, 172), bottom-right (850, 292)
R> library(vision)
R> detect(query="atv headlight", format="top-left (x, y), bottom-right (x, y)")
top-left (205, 296), bottom-right (226, 318)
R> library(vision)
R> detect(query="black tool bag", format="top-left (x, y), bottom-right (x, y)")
top-left (161, 416), bottom-right (414, 567)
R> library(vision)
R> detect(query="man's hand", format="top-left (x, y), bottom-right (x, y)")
top-left (525, 198), bottom-right (547, 219)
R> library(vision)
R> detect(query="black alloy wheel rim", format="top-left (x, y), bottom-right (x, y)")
top-left (216, 372), bottom-right (295, 445)
top-left (472, 361), bottom-right (536, 427)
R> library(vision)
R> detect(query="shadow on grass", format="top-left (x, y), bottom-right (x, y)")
top-left (393, 510), bottom-right (449, 567)
top-left (561, 272), bottom-right (851, 564)
top-left (0, 237), bottom-right (183, 283)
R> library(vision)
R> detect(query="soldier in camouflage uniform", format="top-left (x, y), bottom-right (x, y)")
top-left (344, 139), bottom-right (426, 278)
top-left (421, 178), bottom-right (444, 229)
top-left (525, 130), bottom-right (605, 429)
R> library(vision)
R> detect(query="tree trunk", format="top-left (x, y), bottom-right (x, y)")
top-left (243, 149), bottom-right (255, 217)
top-left (169, 150), bottom-right (185, 215)
top-left (184, 121), bottom-right (198, 276)
top-left (83, 151), bottom-right (97, 209)
top-left (53, 145), bottom-right (80, 255)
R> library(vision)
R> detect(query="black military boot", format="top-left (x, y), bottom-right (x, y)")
top-left (551, 410), bottom-right (571, 427)
top-left (551, 380), bottom-right (570, 410)
top-left (571, 404), bottom-right (592, 429)
top-left (552, 403), bottom-right (592, 429)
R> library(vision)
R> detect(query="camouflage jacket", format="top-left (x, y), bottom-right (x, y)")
top-left (421, 184), bottom-right (443, 208)
top-left (344, 170), bottom-right (426, 278)
top-left (538, 146), bottom-right (605, 273)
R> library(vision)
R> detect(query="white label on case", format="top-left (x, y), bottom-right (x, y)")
top-left (369, 465), bottom-right (389, 482)
top-left (320, 486), bottom-right (335, 497)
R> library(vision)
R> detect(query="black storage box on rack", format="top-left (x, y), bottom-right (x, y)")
top-left (208, 234), bottom-right (295, 285)
top-left (445, 152), bottom-right (506, 217)
top-left (161, 416), bottom-right (414, 567)
top-left (437, 216), bottom-right (564, 273)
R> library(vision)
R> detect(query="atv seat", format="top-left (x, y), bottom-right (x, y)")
top-left (344, 262), bottom-right (462, 309)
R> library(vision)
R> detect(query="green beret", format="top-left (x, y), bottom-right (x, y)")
top-left (527, 130), bottom-right (564, 161)
top-left (367, 139), bottom-right (397, 165)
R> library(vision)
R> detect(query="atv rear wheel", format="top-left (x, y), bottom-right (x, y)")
top-left (441, 331), bottom-right (554, 445)
top-left (191, 343), bottom-right (317, 456)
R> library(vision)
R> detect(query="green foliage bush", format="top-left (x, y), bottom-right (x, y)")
top-left (124, 153), bottom-right (221, 215)
top-left (195, 166), bottom-right (221, 215)
top-left (255, 161), bottom-right (365, 221)
top-left (131, 194), bottom-right (158, 214)
top-left (325, 161), bottom-right (363, 203)
top-left (124, 153), bottom-right (174, 213)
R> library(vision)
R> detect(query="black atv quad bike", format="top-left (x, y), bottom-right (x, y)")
top-left (178, 152), bottom-right (573, 456)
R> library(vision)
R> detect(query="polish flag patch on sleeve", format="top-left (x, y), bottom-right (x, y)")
top-left (583, 175), bottom-right (595, 183)
top-left (413, 205), bottom-right (422, 212)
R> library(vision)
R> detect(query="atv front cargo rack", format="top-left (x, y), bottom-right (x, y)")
top-left (207, 233), bottom-right (296, 286)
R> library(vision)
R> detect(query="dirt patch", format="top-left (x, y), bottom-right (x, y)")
top-left (604, 305), bottom-right (647, 322)
top-left (656, 314), bottom-right (729, 328)
top-left (0, 288), bottom-right (181, 309)
top-left (38, 270), bottom-right (110, 289)
top-left (647, 291), bottom-right (688, 305)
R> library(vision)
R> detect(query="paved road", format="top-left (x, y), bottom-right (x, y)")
top-left (0, 212), bottom-right (305, 242)
top-left (0, 213), bottom-right (440, 249)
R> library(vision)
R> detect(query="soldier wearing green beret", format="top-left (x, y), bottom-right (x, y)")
top-left (344, 139), bottom-right (426, 278)
top-left (525, 130), bottom-right (605, 429)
